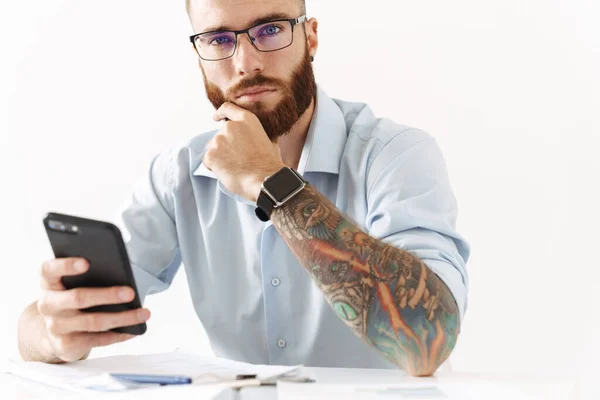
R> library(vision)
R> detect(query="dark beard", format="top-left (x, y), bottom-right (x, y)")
top-left (203, 50), bottom-right (316, 141)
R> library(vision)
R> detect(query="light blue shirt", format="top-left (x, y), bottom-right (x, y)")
top-left (121, 86), bottom-right (470, 369)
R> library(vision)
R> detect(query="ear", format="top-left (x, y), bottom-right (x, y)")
top-left (305, 18), bottom-right (319, 60)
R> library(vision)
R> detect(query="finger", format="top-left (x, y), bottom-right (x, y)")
top-left (213, 102), bottom-right (251, 122)
top-left (49, 309), bottom-right (151, 335)
top-left (38, 286), bottom-right (135, 314)
top-left (212, 115), bottom-right (230, 122)
top-left (82, 332), bottom-right (136, 347)
top-left (56, 332), bottom-right (136, 360)
top-left (41, 258), bottom-right (89, 290)
top-left (82, 331), bottom-right (137, 348)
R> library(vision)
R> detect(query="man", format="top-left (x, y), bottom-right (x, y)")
top-left (18, 0), bottom-right (469, 376)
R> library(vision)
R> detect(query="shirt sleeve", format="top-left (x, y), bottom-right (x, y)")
top-left (365, 132), bottom-right (470, 321)
top-left (116, 151), bottom-right (181, 305)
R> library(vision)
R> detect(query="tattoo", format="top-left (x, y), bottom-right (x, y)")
top-left (272, 185), bottom-right (459, 376)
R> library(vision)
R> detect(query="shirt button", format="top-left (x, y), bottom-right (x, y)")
top-left (277, 339), bottom-right (287, 349)
top-left (271, 277), bottom-right (281, 287)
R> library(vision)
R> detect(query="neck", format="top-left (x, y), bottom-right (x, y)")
top-left (276, 98), bottom-right (316, 171)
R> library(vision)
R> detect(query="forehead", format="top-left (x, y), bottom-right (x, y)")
top-left (190, 0), bottom-right (302, 33)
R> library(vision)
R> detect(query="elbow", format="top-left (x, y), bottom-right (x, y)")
top-left (404, 362), bottom-right (442, 377)
top-left (374, 323), bottom-right (459, 377)
top-left (390, 349), bottom-right (453, 377)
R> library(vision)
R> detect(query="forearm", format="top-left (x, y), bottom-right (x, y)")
top-left (17, 302), bottom-right (90, 363)
top-left (271, 185), bottom-right (459, 376)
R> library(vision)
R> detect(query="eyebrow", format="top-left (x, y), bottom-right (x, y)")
top-left (200, 12), bottom-right (294, 34)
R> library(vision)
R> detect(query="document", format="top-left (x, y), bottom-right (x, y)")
top-left (277, 381), bottom-right (539, 400)
top-left (5, 349), bottom-right (302, 395)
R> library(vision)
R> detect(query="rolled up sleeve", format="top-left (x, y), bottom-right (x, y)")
top-left (116, 151), bottom-right (181, 305)
top-left (365, 133), bottom-right (470, 320)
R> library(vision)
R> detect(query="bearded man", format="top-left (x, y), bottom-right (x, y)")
top-left (18, 0), bottom-right (470, 377)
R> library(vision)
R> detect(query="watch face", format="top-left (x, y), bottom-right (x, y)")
top-left (265, 168), bottom-right (304, 202)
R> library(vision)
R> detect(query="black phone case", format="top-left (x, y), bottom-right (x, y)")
top-left (43, 212), bottom-right (147, 335)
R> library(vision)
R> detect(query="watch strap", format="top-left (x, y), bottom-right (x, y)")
top-left (255, 191), bottom-right (274, 222)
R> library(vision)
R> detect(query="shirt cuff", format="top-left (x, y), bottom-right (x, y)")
top-left (131, 264), bottom-right (170, 305)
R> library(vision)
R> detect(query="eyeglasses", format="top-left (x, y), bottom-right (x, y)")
top-left (189, 15), bottom-right (307, 61)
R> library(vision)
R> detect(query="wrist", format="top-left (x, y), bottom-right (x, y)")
top-left (247, 163), bottom-right (286, 203)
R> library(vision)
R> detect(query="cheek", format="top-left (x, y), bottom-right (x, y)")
top-left (266, 46), bottom-right (306, 83)
top-left (202, 62), bottom-right (234, 87)
top-left (268, 47), bottom-right (299, 72)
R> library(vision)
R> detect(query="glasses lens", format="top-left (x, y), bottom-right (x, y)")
top-left (248, 20), bottom-right (293, 52)
top-left (195, 31), bottom-right (237, 60)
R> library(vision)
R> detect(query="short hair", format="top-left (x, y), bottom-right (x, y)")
top-left (186, 0), bottom-right (306, 17)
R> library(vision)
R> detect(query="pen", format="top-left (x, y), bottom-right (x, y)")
top-left (110, 373), bottom-right (192, 385)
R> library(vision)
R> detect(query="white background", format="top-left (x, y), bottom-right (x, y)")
top-left (3, 0), bottom-right (599, 397)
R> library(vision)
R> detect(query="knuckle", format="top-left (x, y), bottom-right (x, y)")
top-left (36, 298), bottom-right (48, 315)
top-left (205, 149), bottom-right (216, 162)
top-left (48, 317), bottom-right (68, 337)
top-left (55, 335), bottom-right (72, 352)
top-left (241, 112), bottom-right (253, 123)
top-left (71, 289), bottom-right (86, 309)
top-left (40, 260), bottom-right (54, 277)
top-left (101, 315), bottom-right (119, 331)
top-left (45, 317), bottom-right (59, 335)
top-left (243, 110), bottom-right (256, 122)
top-left (86, 314), bottom-right (103, 332)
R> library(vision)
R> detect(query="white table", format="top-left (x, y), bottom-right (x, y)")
top-left (1, 367), bottom-right (580, 400)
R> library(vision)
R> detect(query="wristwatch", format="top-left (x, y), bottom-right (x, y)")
top-left (255, 167), bottom-right (308, 222)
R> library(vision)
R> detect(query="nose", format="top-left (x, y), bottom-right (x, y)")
top-left (232, 34), bottom-right (264, 77)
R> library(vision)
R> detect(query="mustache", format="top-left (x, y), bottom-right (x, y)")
top-left (226, 75), bottom-right (286, 99)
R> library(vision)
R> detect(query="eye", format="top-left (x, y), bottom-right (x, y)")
top-left (258, 24), bottom-right (282, 37)
top-left (209, 35), bottom-right (234, 46)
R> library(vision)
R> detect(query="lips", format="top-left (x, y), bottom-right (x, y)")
top-left (236, 87), bottom-right (275, 99)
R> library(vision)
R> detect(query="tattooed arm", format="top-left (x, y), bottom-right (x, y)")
top-left (271, 185), bottom-right (460, 377)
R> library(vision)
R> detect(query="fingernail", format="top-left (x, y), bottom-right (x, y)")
top-left (74, 260), bottom-right (87, 271)
top-left (137, 309), bottom-right (149, 321)
top-left (119, 288), bottom-right (132, 300)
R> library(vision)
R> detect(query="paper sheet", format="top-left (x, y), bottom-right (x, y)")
top-left (6, 349), bottom-right (301, 395)
top-left (277, 381), bottom-right (539, 400)
top-left (33, 382), bottom-right (235, 400)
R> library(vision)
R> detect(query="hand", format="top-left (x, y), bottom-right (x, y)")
top-left (202, 102), bottom-right (286, 202)
top-left (37, 257), bottom-right (151, 363)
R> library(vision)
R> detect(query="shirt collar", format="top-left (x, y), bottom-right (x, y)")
top-left (193, 85), bottom-right (347, 180)
top-left (296, 85), bottom-right (347, 175)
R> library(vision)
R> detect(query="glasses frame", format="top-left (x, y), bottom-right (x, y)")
top-left (189, 15), bottom-right (307, 61)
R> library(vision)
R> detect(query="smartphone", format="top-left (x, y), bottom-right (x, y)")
top-left (43, 212), bottom-right (146, 335)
